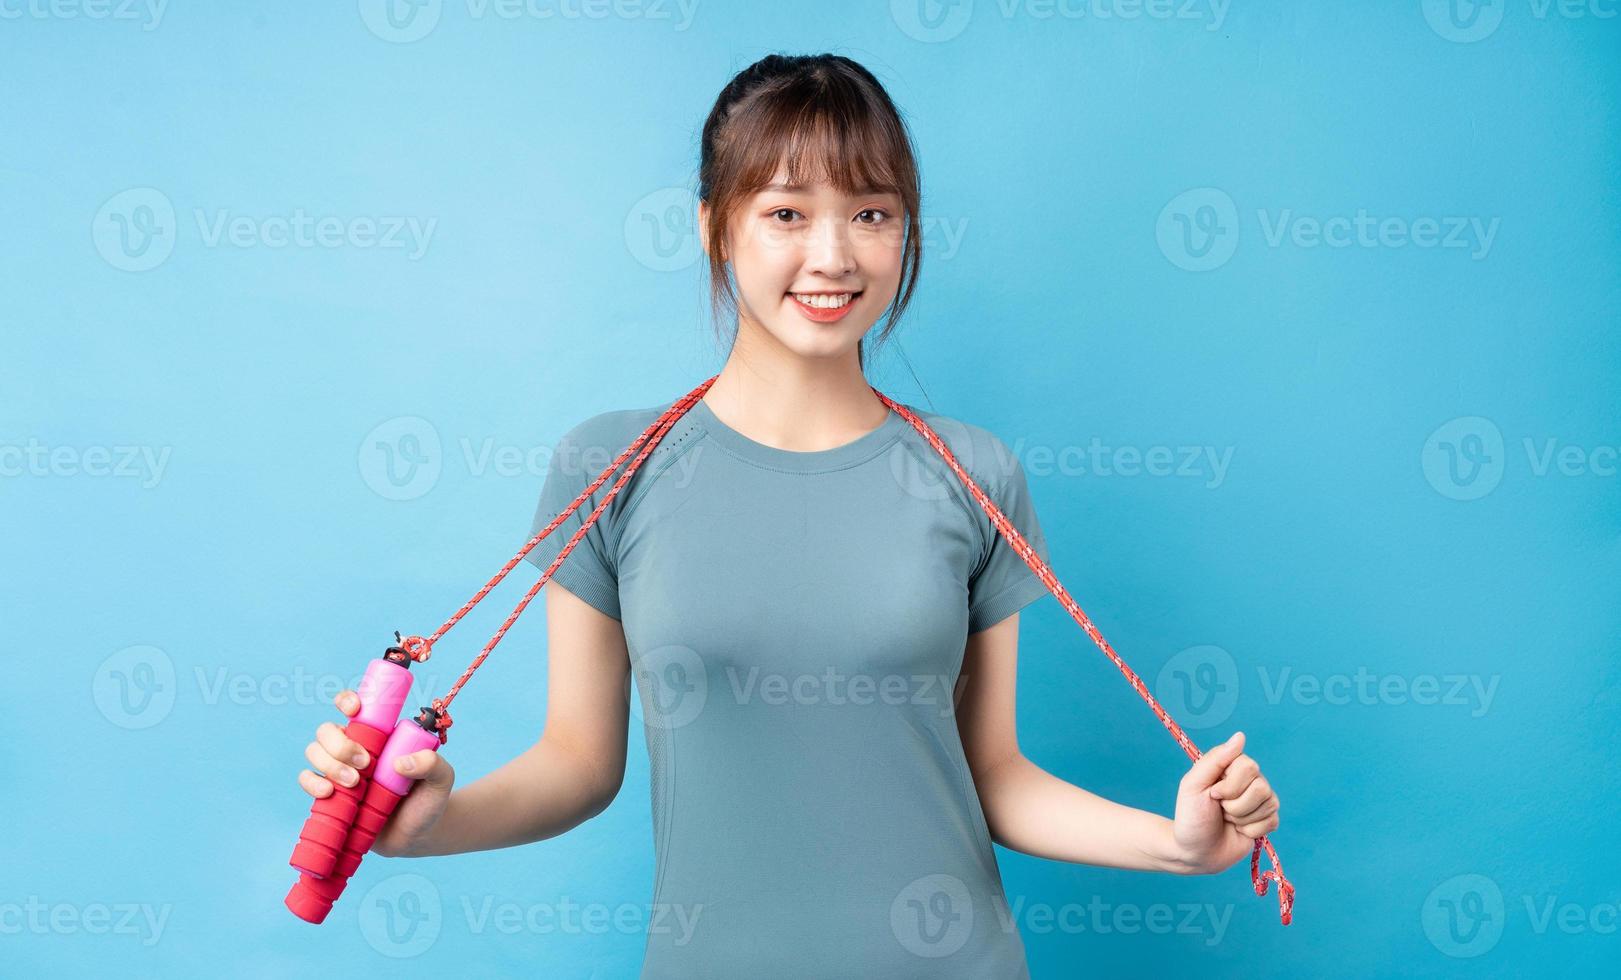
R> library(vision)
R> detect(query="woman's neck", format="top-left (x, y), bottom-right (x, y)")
top-left (702, 346), bottom-right (890, 454)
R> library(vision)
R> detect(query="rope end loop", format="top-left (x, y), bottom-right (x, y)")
top-left (394, 631), bottom-right (433, 664)
top-left (428, 697), bottom-right (454, 745)
top-left (1249, 839), bottom-right (1295, 925)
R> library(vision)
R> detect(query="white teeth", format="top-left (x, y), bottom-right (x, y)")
top-left (792, 292), bottom-right (854, 309)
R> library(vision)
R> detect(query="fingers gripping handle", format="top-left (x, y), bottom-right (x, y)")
top-left (285, 709), bottom-right (444, 924)
top-left (287, 717), bottom-right (390, 876)
top-left (288, 653), bottom-right (415, 879)
top-left (286, 391), bottom-right (706, 921)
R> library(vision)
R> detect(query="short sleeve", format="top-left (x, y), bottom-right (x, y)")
top-left (523, 424), bottom-right (623, 621)
top-left (966, 438), bottom-right (1050, 634)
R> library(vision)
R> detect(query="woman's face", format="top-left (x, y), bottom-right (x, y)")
top-left (706, 171), bottom-right (905, 361)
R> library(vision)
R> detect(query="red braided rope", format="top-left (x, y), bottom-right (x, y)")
top-left (396, 379), bottom-right (717, 741)
top-left (401, 374), bottom-right (1293, 924)
top-left (871, 389), bottom-right (1294, 926)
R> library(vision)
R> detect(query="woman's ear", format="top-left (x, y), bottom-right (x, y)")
top-left (697, 199), bottom-right (723, 263)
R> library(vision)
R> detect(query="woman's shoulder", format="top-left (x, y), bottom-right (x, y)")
top-left (539, 401), bottom-right (692, 514)
top-left (555, 400), bottom-right (683, 454)
top-left (894, 403), bottom-right (1026, 492)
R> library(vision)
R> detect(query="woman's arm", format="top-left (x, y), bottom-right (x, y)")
top-left (383, 580), bottom-right (631, 858)
top-left (957, 612), bottom-right (1280, 876)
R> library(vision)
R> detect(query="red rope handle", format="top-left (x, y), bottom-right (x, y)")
top-left (402, 374), bottom-right (1294, 924)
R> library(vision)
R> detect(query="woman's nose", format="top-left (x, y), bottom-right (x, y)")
top-left (805, 219), bottom-right (855, 277)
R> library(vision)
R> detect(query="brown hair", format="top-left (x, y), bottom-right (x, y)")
top-left (697, 53), bottom-right (924, 372)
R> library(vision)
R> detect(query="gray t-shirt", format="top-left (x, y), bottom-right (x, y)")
top-left (524, 395), bottom-right (1050, 979)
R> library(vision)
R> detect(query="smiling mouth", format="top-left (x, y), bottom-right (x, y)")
top-left (786, 290), bottom-right (863, 310)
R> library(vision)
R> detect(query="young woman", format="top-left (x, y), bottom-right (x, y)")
top-left (297, 53), bottom-right (1281, 977)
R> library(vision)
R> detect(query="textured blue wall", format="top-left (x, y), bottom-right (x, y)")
top-left (3, 2), bottom-right (1617, 976)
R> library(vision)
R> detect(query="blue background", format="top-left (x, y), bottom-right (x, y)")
top-left (3, 1), bottom-right (1617, 976)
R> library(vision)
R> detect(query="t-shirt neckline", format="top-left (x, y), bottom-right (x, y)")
top-left (688, 395), bottom-right (908, 473)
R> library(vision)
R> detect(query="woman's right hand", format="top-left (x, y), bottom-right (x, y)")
top-left (298, 689), bottom-right (456, 858)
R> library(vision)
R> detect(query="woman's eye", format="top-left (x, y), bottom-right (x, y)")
top-left (772, 208), bottom-right (801, 222)
top-left (856, 209), bottom-right (888, 225)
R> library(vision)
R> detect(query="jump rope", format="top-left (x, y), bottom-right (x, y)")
top-left (283, 374), bottom-right (1295, 926)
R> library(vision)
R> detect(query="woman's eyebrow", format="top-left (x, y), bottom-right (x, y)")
top-left (760, 181), bottom-right (895, 196)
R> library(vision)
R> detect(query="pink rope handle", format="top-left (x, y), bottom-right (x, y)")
top-left (400, 374), bottom-right (1294, 924)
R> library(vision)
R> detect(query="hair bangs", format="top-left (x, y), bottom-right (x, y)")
top-left (736, 85), bottom-right (909, 200)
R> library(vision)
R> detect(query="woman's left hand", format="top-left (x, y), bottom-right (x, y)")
top-left (1170, 731), bottom-right (1281, 874)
